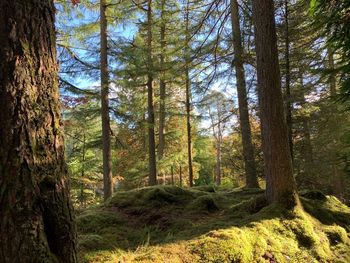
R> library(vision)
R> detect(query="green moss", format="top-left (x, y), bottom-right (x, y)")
top-left (79, 234), bottom-right (114, 251)
top-left (78, 187), bottom-right (350, 262)
top-left (76, 210), bottom-right (125, 234)
top-left (193, 185), bottom-right (216, 193)
top-left (187, 194), bottom-right (219, 213)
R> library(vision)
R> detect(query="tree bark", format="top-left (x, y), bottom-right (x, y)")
top-left (100, 0), bottom-right (113, 200)
top-left (230, 0), bottom-right (259, 188)
top-left (0, 1), bottom-right (77, 261)
top-left (185, 0), bottom-right (194, 187)
top-left (147, 0), bottom-right (157, 185)
top-left (252, 0), bottom-right (299, 207)
top-left (158, 0), bottom-right (166, 161)
top-left (283, 0), bottom-right (294, 161)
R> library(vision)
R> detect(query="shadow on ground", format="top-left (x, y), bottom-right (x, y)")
top-left (77, 186), bottom-right (350, 262)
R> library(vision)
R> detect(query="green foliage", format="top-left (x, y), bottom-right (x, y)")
top-left (64, 101), bottom-right (105, 207)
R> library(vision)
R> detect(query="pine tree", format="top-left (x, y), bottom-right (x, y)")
top-left (252, 0), bottom-right (299, 206)
top-left (0, 0), bottom-right (77, 261)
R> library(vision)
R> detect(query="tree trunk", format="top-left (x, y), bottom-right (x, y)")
top-left (147, 0), bottom-right (157, 185)
top-left (328, 47), bottom-right (337, 97)
top-left (81, 132), bottom-right (86, 205)
top-left (158, 0), bottom-right (166, 161)
top-left (179, 165), bottom-right (183, 187)
top-left (298, 71), bottom-right (314, 187)
top-left (0, 1), bottom-right (77, 261)
top-left (215, 140), bottom-right (222, 186)
top-left (230, 0), bottom-right (259, 188)
top-left (252, 0), bottom-right (299, 207)
top-left (283, 0), bottom-right (294, 161)
top-left (171, 165), bottom-right (174, 185)
top-left (100, 0), bottom-right (113, 200)
top-left (185, 0), bottom-right (194, 187)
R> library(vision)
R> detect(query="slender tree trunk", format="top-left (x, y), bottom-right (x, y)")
top-left (252, 0), bottom-right (299, 207)
top-left (81, 132), bottom-right (86, 205)
top-left (215, 140), bottom-right (222, 186)
top-left (179, 165), bottom-right (183, 187)
top-left (147, 0), bottom-right (157, 185)
top-left (100, 0), bottom-right (113, 200)
top-left (230, 0), bottom-right (259, 188)
top-left (327, 47), bottom-right (342, 195)
top-left (298, 71), bottom-right (314, 186)
top-left (171, 165), bottom-right (175, 185)
top-left (185, 0), bottom-right (194, 187)
top-left (0, 1), bottom-right (77, 261)
top-left (158, 0), bottom-right (166, 161)
top-left (328, 47), bottom-right (337, 97)
top-left (284, 0), bottom-right (294, 161)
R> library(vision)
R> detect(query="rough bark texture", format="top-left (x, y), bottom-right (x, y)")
top-left (252, 0), bottom-right (299, 207)
top-left (147, 0), bottom-right (158, 185)
top-left (0, 1), bottom-right (77, 262)
top-left (158, 0), bottom-right (166, 161)
top-left (185, 0), bottom-right (194, 187)
top-left (100, 0), bottom-right (113, 200)
top-left (283, 0), bottom-right (294, 161)
top-left (230, 0), bottom-right (259, 188)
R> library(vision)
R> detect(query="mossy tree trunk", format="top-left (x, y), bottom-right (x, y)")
top-left (230, 0), bottom-right (259, 188)
top-left (252, 0), bottom-right (299, 207)
top-left (0, 0), bottom-right (77, 262)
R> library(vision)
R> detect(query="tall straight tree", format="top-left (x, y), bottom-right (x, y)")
top-left (230, 0), bottom-right (259, 188)
top-left (100, 0), bottom-right (113, 199)
top-left (283, 0), bottom-right (294, 160)
top-left (147, 0), bottom-right (158, 185)
top-left (158, 0), bottom-right (166, 161)
top-left (0, 0), bottom-right (77, 261)
top-left (185, 0), bottom-right (194, 187)
top-left (252, 0), bottom-right (299, 206)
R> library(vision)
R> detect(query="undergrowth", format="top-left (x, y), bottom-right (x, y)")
top-left (77, 186), bottom-right (350, 262)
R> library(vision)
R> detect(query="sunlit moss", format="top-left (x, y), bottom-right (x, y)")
top-left (77, 186), bottom-right (350, 262)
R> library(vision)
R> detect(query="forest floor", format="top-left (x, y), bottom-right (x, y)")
top-left (77, 186), bottom-right (350, 262)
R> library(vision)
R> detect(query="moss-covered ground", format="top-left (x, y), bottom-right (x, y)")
top-left (77, 186), bottom-right (350, 262)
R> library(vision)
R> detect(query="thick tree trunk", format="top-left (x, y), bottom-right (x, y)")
top-left (284, 0), bottom-right (294, 161)
top-left (0, 1), bottom-right (77, 262)
top-left (185, 0), bottom-right (194, 187)
top-left (252, 0), bottom-right (299, 207)
top-left (100, 0), bottom-right (113, 200)
top-left (147, 0), bottom-right (157, 185)
top-left (158, 0), bottom-right (166, 161)
top-left (230, 0), bottom-right (259, 188)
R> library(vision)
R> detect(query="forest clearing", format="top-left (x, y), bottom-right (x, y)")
top-left (0, 0), bottom-right (350, 262)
